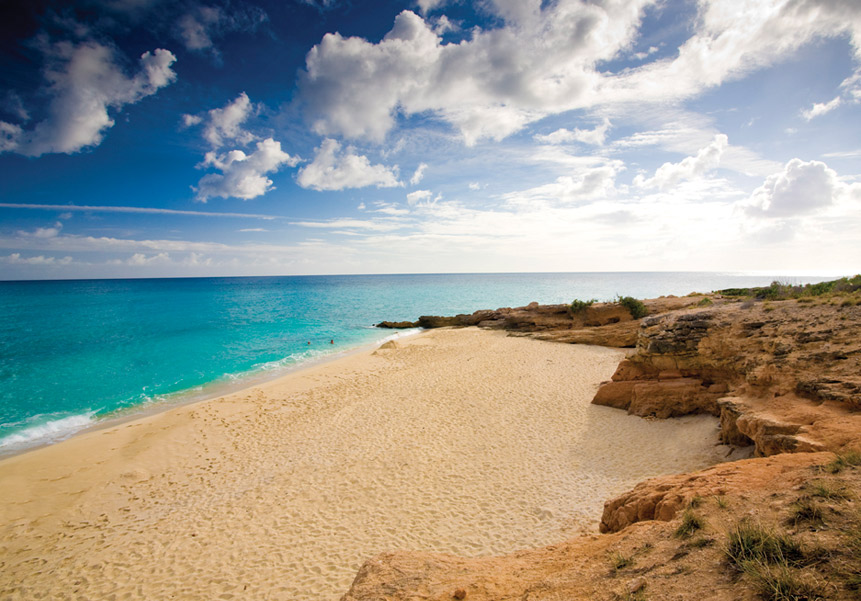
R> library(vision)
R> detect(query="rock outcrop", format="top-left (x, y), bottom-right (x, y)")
top-left (593, 300), bottom-right (861, 459)
top-left (377, 296), bottom-right (707, 347)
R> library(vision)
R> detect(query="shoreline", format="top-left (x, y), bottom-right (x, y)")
top-left (0, 327), bottom-right (424, 459)
top-left (0, 327), bottom-right (734, 601)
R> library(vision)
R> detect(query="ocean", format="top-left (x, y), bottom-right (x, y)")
top-left (0, 272), bottom-right (830, 454)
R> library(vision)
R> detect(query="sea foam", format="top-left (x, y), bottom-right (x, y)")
top-left (0, 412), bottom-right (97, 453)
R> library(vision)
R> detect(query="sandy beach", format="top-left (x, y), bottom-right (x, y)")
top-left (0, 328), bottom-right (732, 601)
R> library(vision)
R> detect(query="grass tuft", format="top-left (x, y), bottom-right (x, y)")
top-left (824, 450), bottom-right (861, 474)
top-left (610, 551), bottom-right (633, 571)
top-left (740, 560), bottom-right (823, 601)
top-left (715, 495), bottom-right (729, 509)
top-left (788, 498), bottom-right (824, 527)
top-left (725, 520), bottom-right (805, 568)
top-left (807, 480), bottom-right (853, 502)
top-left (675, 508), bottom-right (705, 539)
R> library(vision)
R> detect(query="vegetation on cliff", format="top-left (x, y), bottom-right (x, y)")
top-left (719, 275), bottom-right (861, 301)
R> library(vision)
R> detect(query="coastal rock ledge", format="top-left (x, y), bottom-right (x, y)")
top-left (353, 292), bottom-right (861, 601)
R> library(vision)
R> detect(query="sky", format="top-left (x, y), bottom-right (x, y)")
top-left (0, 0), bottom-right (859, 280)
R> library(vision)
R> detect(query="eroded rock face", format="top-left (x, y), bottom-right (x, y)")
top-left (592, 300), bottom-right (861, 457)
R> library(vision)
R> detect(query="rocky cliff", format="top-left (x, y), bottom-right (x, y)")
top-left (352, 290), bottom-right (861, 601)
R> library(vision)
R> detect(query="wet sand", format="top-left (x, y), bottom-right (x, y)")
top-left (0, 328), bottom-right (731, 600)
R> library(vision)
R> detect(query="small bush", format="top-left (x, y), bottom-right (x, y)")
top-left (570, 298), bottom-right (596, 313)
top-left (618, 296), bottom-right (647, 319)
top-left (675, 509), bottom-right (705, 538)
top-left (697, 297), bottom-right (713, 307)
top-left (715, 495), bottom-right (729, 509)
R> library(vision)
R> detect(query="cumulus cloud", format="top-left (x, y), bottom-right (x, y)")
top-left (634, 134), bottom-right (728, 190)
top-left (534, 118), bottom-right (611, 146)
top-left (0, 41), bottom-right (176, 156)
top-left (410, 162), bottom-right (428, 185)
top-left (296, 138), bottom-right (402, 191)
top-left (298, 1), bottom-right (861, 146)
top-left (744, 158), bottom-right (855, 217)
top-left (192, 92), bottom-right (256, 148)
top-left (801, 96), bottom-right (842, 120)
top-left (195, 138), bottom-right (300, 201)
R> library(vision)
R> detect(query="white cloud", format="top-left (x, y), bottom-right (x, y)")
top-left (504, 163), bottom-right (621, 206)
top-left (0, 41), bottom-right (176, 156)
top-left (468, 182), bottom-right (480, 191)
top-left (744, 158), bottom-right (858, 217)
top-left (181, 113), bottom-right (203, 128)
top-left (290, 219), bottom-right (403, 231)
top-left (176, 4), bottom-right (268, 54)
top-left (632, 45), bottom-right (659, 61)
top-left (801, 96), bottom-right (842, 120)
top-left (296, 138), bottom-right (402, 191)
top-left (416, 0), bottom-right (448, 15)
top-left (534, 118), bottom-right (611, 146)
top-left (201, 92), bottom-right (256, 148)
top-left (195, 138), bottom-right (300, 201)
top-left (634, 134), bottom-right (728, 190)
top-left (126, 252), bottom-right (171, 266)
top-left (406, 189), bottom-right (432, 206)
top-left (2, 253), bottom-right (73, 266)
top-left (178, 7), bottom-right (224, 52)
top-left (298, 1), bottom-right (861, 146)
top-left (238, 228), bottom-right (267, 232)
top-left (410, 162), bottom-right (428, 185)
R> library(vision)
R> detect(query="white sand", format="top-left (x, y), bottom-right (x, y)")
top-left (0, 328), bottom-right (730, 600)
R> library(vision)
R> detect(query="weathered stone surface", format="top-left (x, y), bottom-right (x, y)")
top-left (594, 300), bottom-right (861, 455)
top-left (599, 453), bottom-right (828, 533)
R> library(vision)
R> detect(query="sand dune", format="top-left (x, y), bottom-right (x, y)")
top-left (0, 328), bottom-right (732, 600)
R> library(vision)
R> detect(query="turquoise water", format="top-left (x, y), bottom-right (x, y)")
top-left (0, 272), bottom-right (830, 454)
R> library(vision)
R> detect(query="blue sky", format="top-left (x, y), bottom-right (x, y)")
top-left (0, 0), bottom-right (859, 279)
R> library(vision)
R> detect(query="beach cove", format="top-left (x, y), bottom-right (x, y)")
top-left (0, 328), bottom-right (731, 601)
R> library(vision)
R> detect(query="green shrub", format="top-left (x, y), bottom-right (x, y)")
top-left (570, 298), bottom-right (596, 313)
top-left (697, 297), bottom-right (713, 307)
top-left (618, 296), bottom-right (647, 319)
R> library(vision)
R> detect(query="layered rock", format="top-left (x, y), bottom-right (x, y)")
top-left (592, 300), bottom-right (861, 458)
